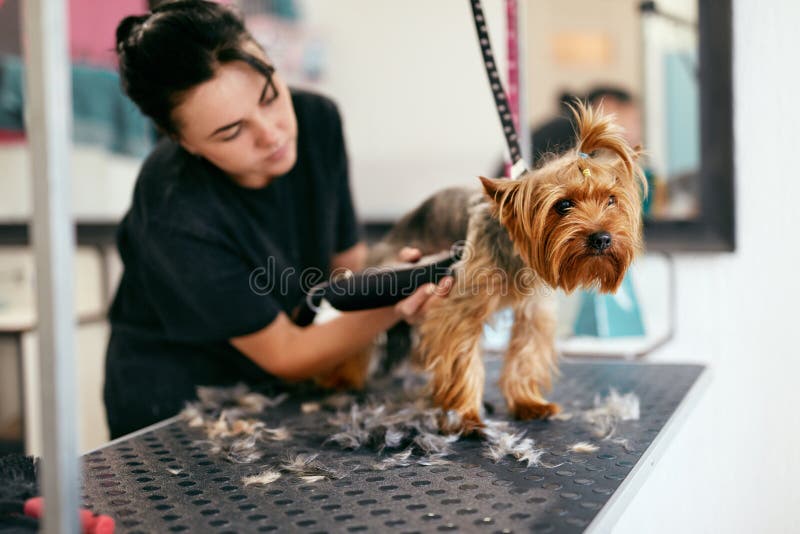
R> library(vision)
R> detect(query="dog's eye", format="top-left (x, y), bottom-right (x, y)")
top-left (555, 199), bottom-right (574, 215)
top-left (608, 195), bottom-right (616, 206)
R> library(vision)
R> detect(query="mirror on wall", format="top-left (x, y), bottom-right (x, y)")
top-left (269, 0), bottom-right (733, 251)
top-left (522, 0), bottom-right (732, 251)
top-left (524, 0), bottom-right (734, 251)
top-left (525, 0), bottom-right (700, 221)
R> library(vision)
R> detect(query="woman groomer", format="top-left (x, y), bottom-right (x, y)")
top-left (106, 0), bottom-right (451, 438)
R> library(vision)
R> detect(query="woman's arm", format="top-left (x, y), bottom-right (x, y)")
top-left (230, 277), bottom-right (451, 381)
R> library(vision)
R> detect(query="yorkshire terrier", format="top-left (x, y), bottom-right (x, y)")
top-left (318, 102), bottom-right (646, 434)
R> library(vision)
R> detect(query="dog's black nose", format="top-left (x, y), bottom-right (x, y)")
top-left (588, 232), bottom-right (612, 251)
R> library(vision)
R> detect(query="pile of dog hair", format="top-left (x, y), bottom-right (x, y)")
top-left (179, 375), bottom-right (641, 487)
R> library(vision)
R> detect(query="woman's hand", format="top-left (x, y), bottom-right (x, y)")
top-left (392, 246), bottom-right (453, 325)
top-left (394, 276), bottom-right (453, 326)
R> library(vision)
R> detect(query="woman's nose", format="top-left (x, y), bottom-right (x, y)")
top-left (253, 113), bottom-right (280, 148)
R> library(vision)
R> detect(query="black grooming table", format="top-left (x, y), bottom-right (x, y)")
top-left (81, 361), bottom-right (707, 533)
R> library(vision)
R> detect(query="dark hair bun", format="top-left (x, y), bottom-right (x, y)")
top-left (114, 1), bottom-right (266, 136)
top-left (116, 14), bottom-right (150, 52)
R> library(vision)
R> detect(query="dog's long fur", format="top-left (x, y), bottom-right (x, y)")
top-left (319, 102), bottom-right (646, 433)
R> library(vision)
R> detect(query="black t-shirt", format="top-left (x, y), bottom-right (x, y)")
top-left (104, 90), bottom-right (361, 438)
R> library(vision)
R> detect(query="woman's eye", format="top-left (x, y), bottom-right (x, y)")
top-left (221, 127), bottom-right (242, 142)
top-left (608, 195), bottom-right (616, 206)
top-left (555, 199), bottom-right (574, 215)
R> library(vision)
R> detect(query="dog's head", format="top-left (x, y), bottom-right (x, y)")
top-left (481, 101), bottom-right (646, 293)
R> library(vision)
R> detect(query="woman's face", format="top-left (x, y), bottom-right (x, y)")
top-left (173, 48), bottom-right (298, 188)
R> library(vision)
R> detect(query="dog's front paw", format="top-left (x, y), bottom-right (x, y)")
top-left (314, 370), bottom-right (366, 391)
top-left (314, 351), bottom-right (372, 391)
top-left (510, 401), bottom-right (561, 420)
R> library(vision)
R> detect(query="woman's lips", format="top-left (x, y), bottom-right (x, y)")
top-left (266, 142), bottom-right (288, 162)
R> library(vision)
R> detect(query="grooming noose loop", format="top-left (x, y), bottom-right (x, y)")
top-left (468, 0), bottom-right (529, 179)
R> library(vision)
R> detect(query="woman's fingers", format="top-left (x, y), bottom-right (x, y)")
top-left (434, 276), bottom-right (453, 297)
top-left (397, 246), bottom-right (422, 263)
top-left (395, 283), bottom-right (436, 321)
top-left (395, 276), bottom-right (454, 325)
top-left (417, 277), bottom-right (453, 317)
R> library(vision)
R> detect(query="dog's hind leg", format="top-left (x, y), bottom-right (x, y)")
top-left (418, 285), bottom-right (498, 434)
top-left (500, 296), bottom-right (561, 420)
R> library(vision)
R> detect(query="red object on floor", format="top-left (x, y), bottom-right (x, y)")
top-left (23, 496), bottom-right (115, 534)
top-left (92, 514), bottom-right (116, 534)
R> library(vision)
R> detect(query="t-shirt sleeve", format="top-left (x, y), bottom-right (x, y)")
top-left (328, 103), bottom-right (362, 253)
top-left (140, 220), bottom-right (283, 343)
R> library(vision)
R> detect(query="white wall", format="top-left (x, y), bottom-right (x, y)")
top-left (300, 0), bottom-right (509, 220)
top-left (614, 1), bottom-right (800, 532)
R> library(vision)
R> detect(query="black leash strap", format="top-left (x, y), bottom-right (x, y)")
top-left (468, 0), bottom-right (528, 178)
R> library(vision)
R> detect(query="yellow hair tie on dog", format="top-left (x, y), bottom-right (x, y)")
top-left (582, 167), bottom-right (592, 177)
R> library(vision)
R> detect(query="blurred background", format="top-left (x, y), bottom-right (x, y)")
top-left (0, 1), bottom-right (798, 531)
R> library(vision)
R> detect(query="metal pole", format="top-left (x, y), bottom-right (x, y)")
top-left (21, 0), bottom-right (81, 532)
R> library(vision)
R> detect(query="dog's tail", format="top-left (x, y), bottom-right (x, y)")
top-left (569, 100), bottom-right (647, 196)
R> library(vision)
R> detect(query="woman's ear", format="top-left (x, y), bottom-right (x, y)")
top-left (177, 136), bottom-right (199, 156)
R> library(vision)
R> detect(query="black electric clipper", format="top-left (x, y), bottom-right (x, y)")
top-left (292, 249), bottom-right (461, 326)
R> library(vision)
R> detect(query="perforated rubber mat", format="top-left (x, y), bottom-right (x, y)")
top-left (82, 361), bottom-right (704, 533)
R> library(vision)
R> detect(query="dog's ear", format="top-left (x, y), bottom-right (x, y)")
top-left (480, 177), bottom-right (524, 240)
top-left (609, 145), bottom-right (648, 200)
top-left (479, 176), bottom-right (520, 206)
